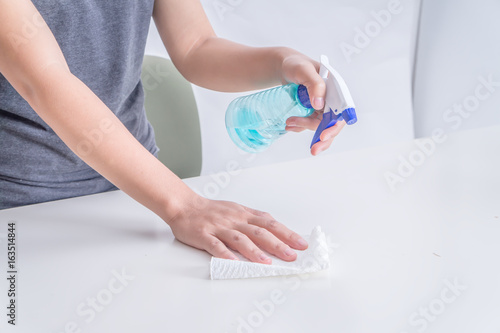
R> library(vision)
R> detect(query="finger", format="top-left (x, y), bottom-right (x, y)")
top-left (241, 206), bottom-right (309, 252)
top-left (241, 206), bottom-right (308, 251)
top-left (289, 62), bottom-right (326, 110)
top-left (237, 224), bottom-right (299, 262)
top-left (311, 139), bottom-right (332, 156)
top-left (249, 217), bottom-right (308, 251)
top-left (285, 125), bottom-right (306, 133)
top-left (241, 205), bottom-right (269, 217)
top-left (216, 229), bottom-right (272, 264)
top-left (286, 116), bottom-right (321, 131)
top-left (311, 131), bottom-right (337, 155)
top-left (286, 110), bottom-right (321, 132)
top-left (203, 234), bottom-right (239, 260)
top-left (310, 121), bottom-right (346, 155)
top-left (319, 120), bottom-right (345, 142)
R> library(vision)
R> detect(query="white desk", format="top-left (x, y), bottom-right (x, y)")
top-left (1, 126), bottom-right (499, 333)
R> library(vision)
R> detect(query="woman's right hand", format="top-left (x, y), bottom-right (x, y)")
top-left (166, 195), bottom-right (309, 264)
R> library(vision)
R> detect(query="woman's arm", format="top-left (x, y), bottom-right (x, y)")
top-left (0, 0), bottom-right (308, 263)
top-left (153, 0), bottom-right (345, 155)
top-left (0, 0), bottom-right (191, 219)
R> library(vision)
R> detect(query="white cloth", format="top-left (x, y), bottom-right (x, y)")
top-left (210, 226), bottom-right (330, 280)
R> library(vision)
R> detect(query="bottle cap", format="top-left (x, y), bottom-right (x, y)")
top-left (297, 84), bottom-right (312, 109)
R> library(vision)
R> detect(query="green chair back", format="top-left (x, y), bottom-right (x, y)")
top-left (141, 55), bottom-right (202, 178)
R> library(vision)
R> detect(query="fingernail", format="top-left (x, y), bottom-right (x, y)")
top-left (284, 248), bottom-right (295, 256)
top-left (297, 238), bottom-right (308, 247)
top-left (322, 134), bottom-right (332, 141)
top-left (287, 119), bottom-right (296, 126)
top-left (231, 256), bottom-right (239, 261)
top-left (260, 254), bottom-right (271, 262)
top-left (313, 97), bottom-right (324, 109)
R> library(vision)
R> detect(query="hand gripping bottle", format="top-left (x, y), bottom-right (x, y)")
top-left (225, 55), bottom-right (357, 153)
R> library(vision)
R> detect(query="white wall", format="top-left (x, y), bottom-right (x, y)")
top-left (146, 0), bottom-right (421, 175)
top-left (413, 0), bottom-right (500, 138)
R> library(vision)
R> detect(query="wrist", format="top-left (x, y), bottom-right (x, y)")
top-left (274, 47), bottom-right (315, 85)
top-left (157, 185), bottom-right (208, 226)
top-left (272, 47), bottom-right (296, 83)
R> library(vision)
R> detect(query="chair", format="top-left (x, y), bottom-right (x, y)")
top-left (141, 55), bottom-right (202, 179)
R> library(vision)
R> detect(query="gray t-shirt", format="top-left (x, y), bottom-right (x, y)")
top-left (0, 0), bottom-right (159, 209)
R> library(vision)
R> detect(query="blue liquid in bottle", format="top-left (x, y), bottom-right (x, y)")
top-left (225, 83), bottom-right (314, 153)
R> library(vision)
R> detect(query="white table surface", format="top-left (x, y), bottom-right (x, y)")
top-left (1, 125), bottom-right (499, 333)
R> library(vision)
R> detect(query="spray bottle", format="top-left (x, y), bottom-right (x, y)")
top-left (225, 55), bottom-right (357, 153)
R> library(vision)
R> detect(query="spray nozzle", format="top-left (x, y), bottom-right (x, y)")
top-left (310, 55), bottom-right (357, 148)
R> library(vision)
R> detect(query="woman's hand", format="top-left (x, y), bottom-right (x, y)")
top-left (167, 195), bottom-right (309, 264)
top-left (280, 52), bottom-right (346, 156)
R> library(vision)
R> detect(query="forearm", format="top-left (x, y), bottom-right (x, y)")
top-left (28, 63), bottom-right (194, 222)
top-left (178, 39), bottom-right (294, 92)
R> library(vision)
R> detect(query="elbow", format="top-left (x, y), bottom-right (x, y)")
top-left (171, 35), bottom-right (217, 84)
top-left (20, 61), bottom-right (72, 111)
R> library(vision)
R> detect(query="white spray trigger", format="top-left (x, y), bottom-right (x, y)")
top-left (320, 55), bottom-right (355, 116)
top-left (310, 55), bottom-right (357, 148)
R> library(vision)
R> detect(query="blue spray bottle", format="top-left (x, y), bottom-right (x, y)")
top-left (225, 55), bottom-right (357, 153)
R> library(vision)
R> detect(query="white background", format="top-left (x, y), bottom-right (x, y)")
top-left (413, 0), bottom-right (500, 137)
